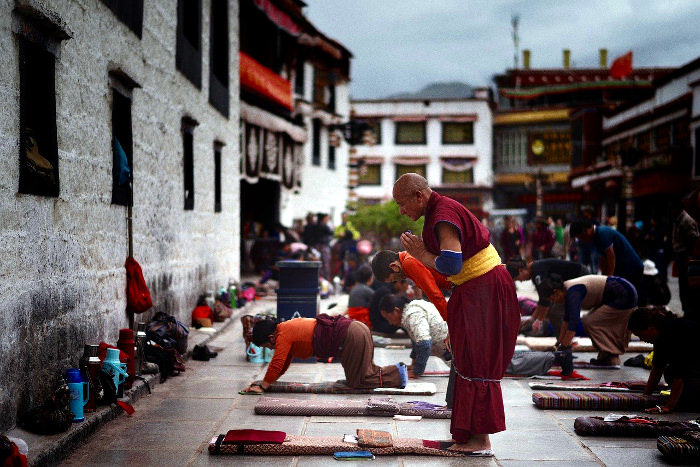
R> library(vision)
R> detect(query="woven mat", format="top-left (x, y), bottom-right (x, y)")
top-left (254, 396), bottom-right (451, 419)
top-left (574, 416), bottom-right (699, 437)
top-left (529, 381), bottom-right (653, 392)
top-left (519, 336), bottom-right (653, 353)
top-left (250, 381), bottom-right (436, 395)
top-left (209, 433), bottom-right (465, 456)
top-left (657, 433), bottom-right (700, 460)
top-left (532, 391), bottom-right (665, 410)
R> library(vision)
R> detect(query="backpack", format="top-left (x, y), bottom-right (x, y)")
top-left (125, 257), bottom-right (153, 314)
top-left (147, 311), bottom-right (189, 354)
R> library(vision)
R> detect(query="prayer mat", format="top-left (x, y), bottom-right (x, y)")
top-left (529, 380), bottom-right (660, 392)
top-left (521, 336), bottom-right (653, 353)
top-left (532, 391), bottom-right (666, 410)
top-left (372, 335), bottom-right (413, 349)
top-left (422, 370), bottom-right (450, 376)
top-left (657, 433), bottom-right (700, 461)
top-left (575, 416), bottom-right (700, 437)
top-left (246, 381), bottom-right (436, 395)
top-left (254, 396), bottom-right (452, 419)
top-left (209, 431), bottom-right (465, 456)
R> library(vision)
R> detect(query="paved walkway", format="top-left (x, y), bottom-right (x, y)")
top-left (9, 277), bottom-right (697, 466)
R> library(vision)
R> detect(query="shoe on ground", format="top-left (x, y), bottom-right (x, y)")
top-left (192, 344), bottom-right (211, 361)
top-left (553, 347), bottom-right (573, 376)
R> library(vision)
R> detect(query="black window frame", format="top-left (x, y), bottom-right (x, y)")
top-left (182, 117), bottom-right (199, 210)
top-left (110, 81), bottom-right (133, 206)
top-left (328, 143), bottom-right (336, 170)
top-left (18, 38), bottom-right (59, 197)
top-left (312, 118), bottom-right (321, 166)
top-left (100, 0), bottom-right (143, 38)
top-left (208, 0), bottom-right (229, 116)
top-left (214, 141), bottom-right (223, 212)
top-left (176, 0), bottom-right (202, 89)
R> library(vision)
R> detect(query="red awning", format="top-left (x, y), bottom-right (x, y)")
top-left (392, 157), bottom-right (431, 165)
top-left (253, 0), bottom-right (303, 36)
top-left (240, 52), bottom-right (293, 110)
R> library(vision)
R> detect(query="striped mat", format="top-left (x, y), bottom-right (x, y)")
top-left (250, 381), bottom-right (436, 395)
top-left (657, 433), bottom-right (700, 461)
top-left (209, 433), bottom-right (464, 456)
top-left (532, 391), bottom-right (665, 410)
top-left (254, 396), bottom-right (451, 418)
top-left (574, 416), bottom-right (699, 437)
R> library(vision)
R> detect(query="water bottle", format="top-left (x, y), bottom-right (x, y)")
top-left (229, 282), bottom-right (238, 309)
top-left (66, 368), bottom-right (89, 422)
top-left (134, 322), bottom-right (147, 377)
top-left (78, 344), bottom-right (101, 412)
top-left (117, 329), bottom-right (135, 389)
top-left (103, 348), bottom-right (128, 394)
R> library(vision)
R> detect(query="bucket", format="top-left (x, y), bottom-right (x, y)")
top-left (263, 347), bottom-right (274, 363)
top-left (246, 343), bottom-right (264, 363)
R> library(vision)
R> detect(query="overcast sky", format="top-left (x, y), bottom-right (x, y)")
top-left (302, 0), bottom-right (700, 99)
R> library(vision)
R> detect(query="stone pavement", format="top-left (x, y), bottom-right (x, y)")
top-left (9, 275), bottom-right (697, 466)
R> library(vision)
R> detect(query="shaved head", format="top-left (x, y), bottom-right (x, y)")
top-left (393, 173), bottom-right (430, 199)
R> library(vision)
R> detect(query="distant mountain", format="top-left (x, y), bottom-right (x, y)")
top-left (386, 82), bottom-right (474, 99)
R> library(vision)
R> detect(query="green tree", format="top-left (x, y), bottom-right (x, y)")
top-left (347, 200), bottom-right (424, 250)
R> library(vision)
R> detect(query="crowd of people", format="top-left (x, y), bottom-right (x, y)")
top-left (243, 174), bottom-right (700, 456)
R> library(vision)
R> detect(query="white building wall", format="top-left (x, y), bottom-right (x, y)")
top-left (281, 80), bottom-right (351, 229)
top-left (0, 0), bottom-right (240, 430)
top-left (351, 99), bottom-right (493, 206)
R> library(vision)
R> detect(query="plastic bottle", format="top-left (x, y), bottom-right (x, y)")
top-left (229, 282), bottom-right (238, 309)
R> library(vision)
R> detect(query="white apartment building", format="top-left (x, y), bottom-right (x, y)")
top-left (350, 91), bottom-right (494, 218)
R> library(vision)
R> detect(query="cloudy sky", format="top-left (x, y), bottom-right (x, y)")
top-left (302, 0), bottom-right (700, 99)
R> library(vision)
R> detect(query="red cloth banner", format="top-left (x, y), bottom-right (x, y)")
top-left (610, 51), bottom-right (633, 79)
top-left (240, 52), bottom-right (293, 110)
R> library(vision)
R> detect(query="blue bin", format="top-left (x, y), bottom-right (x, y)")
top-left (275, 261), bottom-right (320, 322)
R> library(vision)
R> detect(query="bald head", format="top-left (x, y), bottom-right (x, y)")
top-left (393, 173), bottom-right (431, 199)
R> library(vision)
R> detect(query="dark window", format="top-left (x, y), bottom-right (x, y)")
top-left (209, 0), bottom-right (228, 116)
top-left (328, 144), bottom-right (336, 170)
top-left (358, 163), bottom-right (381, 185)
top-left (214, 142), bottom-right (223, 212)
top-left (442, 121), bottom-right (474, 144)
top-left (395, 164), bottom-right (426, 180)
top-left (182, 118), bottom-right (198, 210)
top-left (442, 167), bottom-right (473, 184)
top-left (367, 120), bottom-right (381, 145)
top-left (100, 0), bottom-right (143, 38)
top-left (111, 87), bottom-right (133, 206)
top-left (312, 119), bottom-right (321, 166)
top-left (294, 53), bottom-right (305, 95)
top-left (328, 81), bottom-right (336, 113)
top-left (18, 38), bottom-right (59, 197)
top-left (176, 0), bottom-right (202, 88)
top-left (395, 121), bottom-right (426, 145)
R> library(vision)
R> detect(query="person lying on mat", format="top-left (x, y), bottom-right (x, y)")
top-left (544, 274), bottom-right (638, 366)
top-left (628, 307), bottom-right (700, 413)
top-left (379, 294), bottom-right (451, 379)
top-left (380, 293), bottom-right (574, 378)
top-left (371, 249), bottom-right (452, 319)
top-left (243, 314), bottom-right (408, 393)
top-left (506, 257), bottom-right (590, 336)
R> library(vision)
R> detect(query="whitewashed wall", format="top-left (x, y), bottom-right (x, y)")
top-left (0, 0), bottom-right (240, 430)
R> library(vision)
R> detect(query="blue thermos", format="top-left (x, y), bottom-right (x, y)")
top-left (66, 368), bottom-right (89, 422)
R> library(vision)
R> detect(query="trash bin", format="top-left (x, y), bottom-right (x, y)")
top-left (275, 260), bottom-right (320, 322)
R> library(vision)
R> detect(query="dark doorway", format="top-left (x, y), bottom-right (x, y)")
top-left (240, 178), bottom-right (280, 274)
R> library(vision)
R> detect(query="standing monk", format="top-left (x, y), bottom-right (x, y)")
top-left (393, 173), bottom-right (520, 456)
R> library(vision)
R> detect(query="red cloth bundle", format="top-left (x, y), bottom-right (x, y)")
top-left (223, 429), bottom-right (286, 445)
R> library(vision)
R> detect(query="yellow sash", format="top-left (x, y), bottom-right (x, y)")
top-left (448, 243), bottom-right (502, 286)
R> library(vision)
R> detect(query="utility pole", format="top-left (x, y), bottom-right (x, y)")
top-left (512, 13), bottom-right (520, 69)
